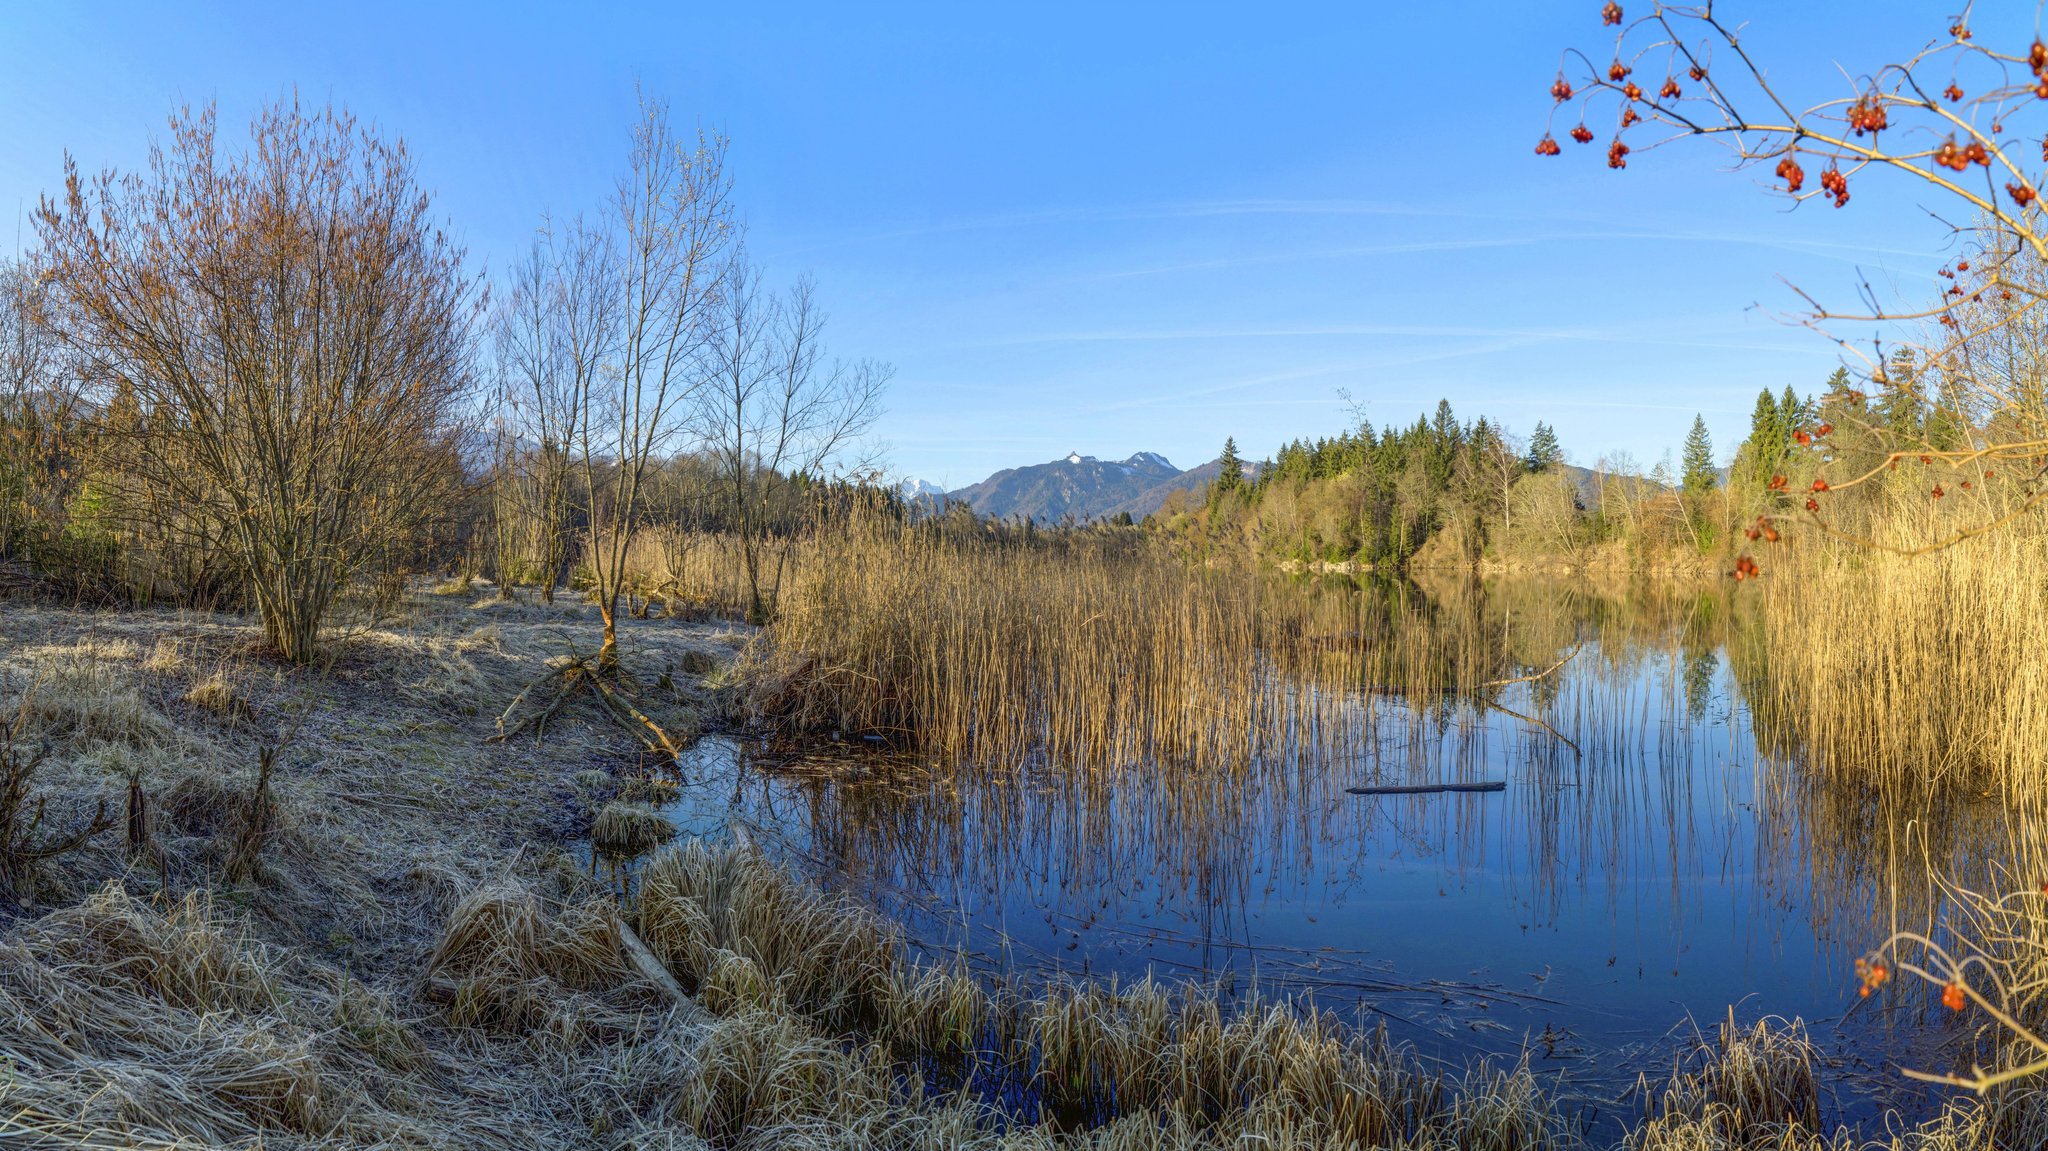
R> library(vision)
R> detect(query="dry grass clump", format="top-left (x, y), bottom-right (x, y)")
top-left (32, 884), bottom-right (281, 1012)
top-left (422, 875), bottom-right (663, 1044)
top-left (185, 671), bottom-right (257, 724)
top-left (14, 643), bottom-right (178, 751)
top-left (592, 800), bottom-right (679, 857)
top-left (670, 1008), bottom-right (905, 1148)
top-left (1635, 1015), bottom-right (1823, 1150)
top-left (0, 880), bottom-right (493, 1148)
top-left (641, 837), bottom-right (902, 1037)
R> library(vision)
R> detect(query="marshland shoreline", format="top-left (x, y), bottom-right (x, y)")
top-left (0, 580), bottom-right (2035, 1150)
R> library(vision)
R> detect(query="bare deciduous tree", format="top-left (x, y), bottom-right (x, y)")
top-left (491, 236), bottom-right (587, 602)
top-left (576, 99), bottom-right (733, 662)
top-left (35, 99), bottom-right (476, 662)
top-left (696, 261), bottom-right (887, 623)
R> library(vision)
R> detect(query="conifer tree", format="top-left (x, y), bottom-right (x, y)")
top-left (1682, 415), bottom-right (1717, 500)
top-left (1216, 437), bottom-right (1244, 492)
top-left (1525, 422), bottom-right (1562, 472)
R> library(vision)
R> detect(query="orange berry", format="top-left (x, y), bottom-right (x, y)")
top-left (1943, 982), bottom-right (1966, 1011)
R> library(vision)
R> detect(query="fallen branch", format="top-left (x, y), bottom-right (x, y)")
top-left (589, 674), bottom-right (686, 758)
top-left (1346, 781), bottom-right (1506, 796)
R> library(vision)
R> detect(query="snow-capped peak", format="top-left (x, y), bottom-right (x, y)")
top-left (1125, 451), bottom-right (1174, 470)
top-left (1065, 451), bottom-right (1087, 464)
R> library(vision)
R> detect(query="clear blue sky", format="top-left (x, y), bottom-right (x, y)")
top-left (0, 2), bottom-right (1972, 487)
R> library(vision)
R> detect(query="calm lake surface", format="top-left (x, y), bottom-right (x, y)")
top-left (612, 577), bottom-right (1986, 1129)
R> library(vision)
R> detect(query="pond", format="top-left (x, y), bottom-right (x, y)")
top-left (602, 577), bottom-right (1989, 1132)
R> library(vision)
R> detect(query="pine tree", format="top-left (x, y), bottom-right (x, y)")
top-left (1216, 437), bottom-right (1244, 492)
top-left (1681, 414), bottom-right (1717, 500)
top-left (1525, 422), bottom-right (1562, 472)
top-left (1746, 388), bottom-right (1788, 490)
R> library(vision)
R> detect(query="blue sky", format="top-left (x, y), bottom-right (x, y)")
top-left (0, 2), bottom-right (1975, 487)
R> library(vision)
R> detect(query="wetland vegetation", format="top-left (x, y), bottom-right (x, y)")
top-left (8, 7), bottom-right (2048, 1150)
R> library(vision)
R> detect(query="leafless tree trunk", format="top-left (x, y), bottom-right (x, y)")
top-left (35, 99), bottom-right (476, 663)
top-left (492, 237), bottom-right (588, 602)
top-left (696, 263), bottom-right (886, 624)
top-left (573, 98), bottom-right (732, 663)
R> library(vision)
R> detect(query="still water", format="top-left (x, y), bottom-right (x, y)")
top-left (610, 580), bottom-right (1983, 1128)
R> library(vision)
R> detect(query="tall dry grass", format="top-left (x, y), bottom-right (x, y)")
top-left (734, 515), bottom-right (1565, 772)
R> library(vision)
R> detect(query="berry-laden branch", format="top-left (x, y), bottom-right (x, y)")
top-left (1544, 3), bottom-right (2048, 579)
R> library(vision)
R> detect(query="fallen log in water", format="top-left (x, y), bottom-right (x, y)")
top-left (1345, 781), bottom-right (1506, 796)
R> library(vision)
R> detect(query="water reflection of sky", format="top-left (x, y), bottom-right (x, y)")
top-left (631, 633), bottom-right (1963, 1130)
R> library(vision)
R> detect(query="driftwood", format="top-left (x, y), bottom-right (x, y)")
top-left (1346, 781), bottom-right (1506, 796)
top-left (618, 919), bottom-right (690, 1006)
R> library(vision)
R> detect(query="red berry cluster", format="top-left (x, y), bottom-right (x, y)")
top-left (1933, 136), bottom-right (1990, 172)
top-left (1847, 95), bottom-right (1888, 136)
top-left (1552, 75), bottom-right (1574, 102)
top-left (1688, 63), bottom-right (1706, 82)
top-left (1608, 60), bottom-right (1631, 82)
top-left (1741, 516), bottom-right (1780, 543)
top-left (1950, 20), bottom-right (1970, 40)
top-left (1623, 80), bottom-right (1643, 101)
top-left (2012, 182), bottom-right (2039, 208)
top-left (1571, 124), bottom-right (1596, 144)
top-left (1535, 134), bottom-right (1562, 156)
top-left (1731, 554), bottom-right (1760, 581)
top-left (1621, 107), bottom-right (1641, 128)
top-left (1607, 138), bottom-right (1630, 168)
top-left (1855, 956), bottom-right (1890, 999)
top-left (1943, 981), bottom-right (1967, 1012)
top-left (1602, 2), bottom-right (1623, 26)
top-left (1944, 83), bottom-right (1963, 103)
top-left (1767, 474), bottom-right (1789, 491)
top-left (1659, 77), bottom-right (1681, 99)
top-left (1820, 165), bottom-right (1849, 207)
top-left (2032, 41), bottom-right (2048, 97)
top-left (1776, 155), bottom-right (1805, 193)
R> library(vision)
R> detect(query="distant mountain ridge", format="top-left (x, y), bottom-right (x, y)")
top-left (946, 450), bottom-right (1222, 523)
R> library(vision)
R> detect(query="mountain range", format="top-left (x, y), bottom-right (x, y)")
top-left (916, 451), bottom-right (1240, 524)
top-left (906, 454), bottom-right (1685, 526)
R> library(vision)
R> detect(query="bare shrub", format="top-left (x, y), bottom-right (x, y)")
top-left (35, 98), bottom-right (477, 663)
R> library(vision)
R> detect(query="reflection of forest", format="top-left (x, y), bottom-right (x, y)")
top-left (698, 574), bottom-right (2014, 983)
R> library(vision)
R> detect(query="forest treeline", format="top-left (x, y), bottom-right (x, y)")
top-left (1144, 343), bottom-right (2022, 574)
